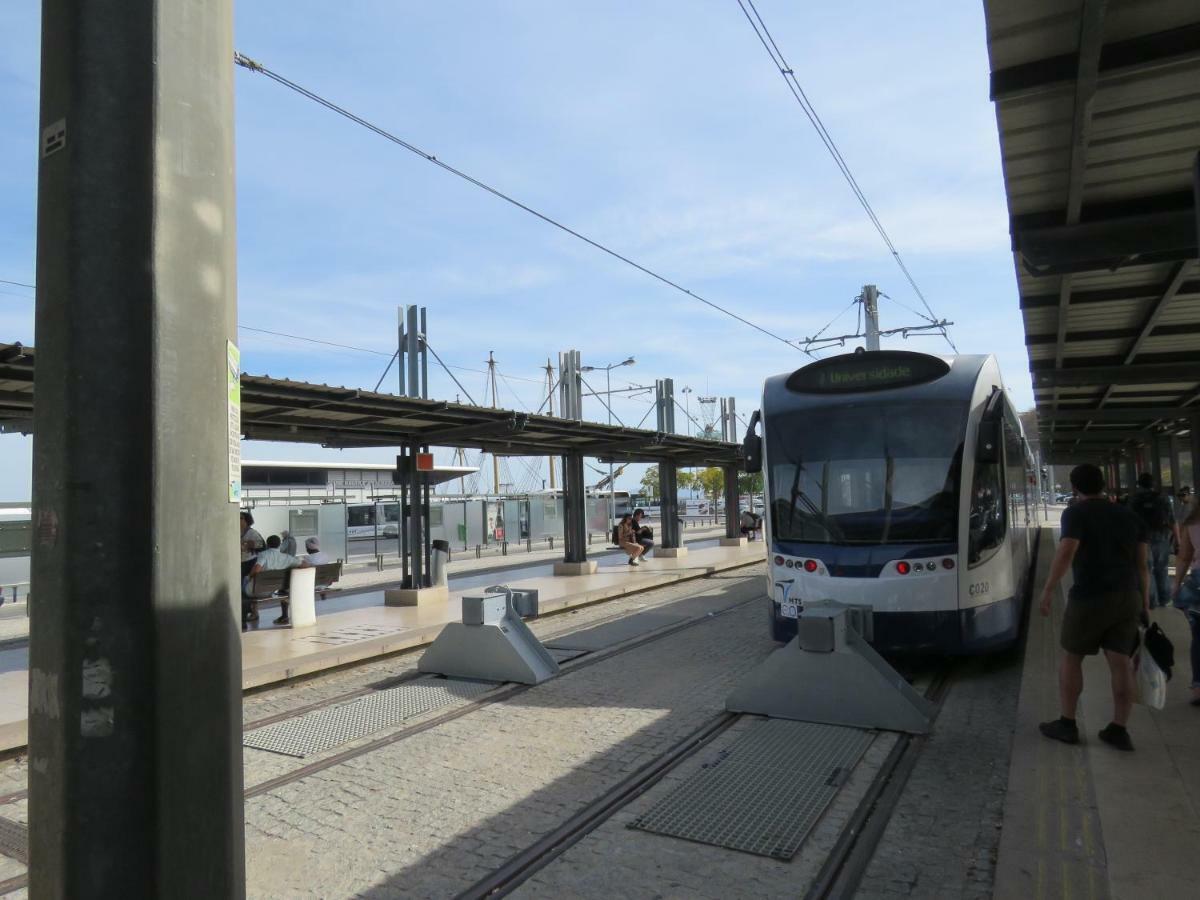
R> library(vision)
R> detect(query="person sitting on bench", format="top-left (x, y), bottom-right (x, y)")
top-left (617, 514), bottom-right (645, 567)
top-left (739, 509), bottom-right (762, 541)
top-left (304, 537), bottom-right (334, 598)
top-left (303, 536), bottom-right (329, 565)
top-left (632, 508), bottom-right (654, 556)
top-left (249, 534), bottom-right (307, 626)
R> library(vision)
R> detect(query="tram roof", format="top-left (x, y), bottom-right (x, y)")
top-left (984, 0), bottom-right (1200, 464)
top-left (0, 341), bottom-right (739, 468)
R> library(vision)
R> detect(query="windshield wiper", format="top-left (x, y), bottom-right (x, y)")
top-left (786, 461), bottom-right (843, 541)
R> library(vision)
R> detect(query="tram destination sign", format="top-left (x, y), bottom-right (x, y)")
top-left (786, 351), bottom-right (950, 394)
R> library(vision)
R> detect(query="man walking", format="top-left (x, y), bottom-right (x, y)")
top-left (1128, 472), bottom-right (1177, 607)
top-left (1039, 463), bottom-right (1149, 752)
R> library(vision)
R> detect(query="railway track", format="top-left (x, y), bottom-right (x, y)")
top-left (0, 572), bottom-right (766, 894)
top-left (449, 656), bottom-right (958, 900)
top-left (4, 555), bottom-right (1005, 898)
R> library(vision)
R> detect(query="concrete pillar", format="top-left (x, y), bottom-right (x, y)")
top-left (30, 0), bottom-right (244, 895)
top-left (554, 453), bottom-right (595, 574)
top-left (719, 464), bottom-right (744, 546)
top-left (656, 462), bottom-right (684, 556)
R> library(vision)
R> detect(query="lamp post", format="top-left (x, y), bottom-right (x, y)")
top-left (581, 357), bottom-right (636, 524)
top-left (681, 386), bottom-right (693, 502)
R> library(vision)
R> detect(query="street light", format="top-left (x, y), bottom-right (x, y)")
top-left (581, 357), bottom-right (636, 523)
top-left (681, 386), bottom-right (693, 503)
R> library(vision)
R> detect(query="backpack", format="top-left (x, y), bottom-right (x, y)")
top-left (1130, 490), bottom-right (1170, 531)
top-left (612, 524), bottom-right (621, 546)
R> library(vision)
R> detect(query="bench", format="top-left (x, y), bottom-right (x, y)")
top-left (243, 562), bottom-right (344, 627)
top-left (246, 562), bottom-right (344, 602)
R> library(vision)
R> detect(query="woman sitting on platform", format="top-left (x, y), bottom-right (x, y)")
top-left (617, 513), bottom-right (645, 567)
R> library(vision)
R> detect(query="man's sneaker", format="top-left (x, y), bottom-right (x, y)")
top-left (628, 558), bottom-right (639, 566)
top-left (1098, 723), bottom-right (1134, 752)
top-left (273, 615), bottom-right (291, 626)
top-left (1039, 717), bottom-right (1080, 745)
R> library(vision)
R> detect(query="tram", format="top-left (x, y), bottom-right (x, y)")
top-left (742, 350), bottom-right (1038, 654)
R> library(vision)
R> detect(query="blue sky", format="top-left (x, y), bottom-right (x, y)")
top-left (0, 1), bottom-right (1029, 500)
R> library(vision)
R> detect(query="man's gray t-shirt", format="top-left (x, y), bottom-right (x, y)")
top-left (1060, 498), bottom-right (1146, 601)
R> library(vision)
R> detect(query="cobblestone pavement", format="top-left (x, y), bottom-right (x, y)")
top-left (244, 571), bottom-right (775, 898)
top-left (853, 648), bottom-right (1024, 900)
top-left (515, 718), bottom-right (900, 900)
top-left (241, 564), bottom-right (764, 729)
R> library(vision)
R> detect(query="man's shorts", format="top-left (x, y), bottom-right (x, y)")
top-left (1060, 589), bottom-right (1141, 657)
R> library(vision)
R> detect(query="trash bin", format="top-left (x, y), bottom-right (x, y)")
top-left (431, 539), bottom-right (450, 587)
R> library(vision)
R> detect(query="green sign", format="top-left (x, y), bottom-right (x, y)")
top-left (786, 351), bottom-right (950, 394)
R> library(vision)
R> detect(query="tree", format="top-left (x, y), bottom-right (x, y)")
top-left (696, 466), bottom-right (726, 501)
top-left (738, 471), bottom-right (763, 495)
top-left (639, 466), bottom-right (660, 500)
top-left (676, 471), bottom-right (697, 494)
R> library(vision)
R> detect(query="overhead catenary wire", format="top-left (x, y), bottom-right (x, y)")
top-left (803, 295), bottom-right (859, 345)
top-left (237, 322), bottom-right (541, 386)
top-left (239, 324), bottom-right (392, 357)
top-left (233, 52), bottom-right (810, 357)
top-left (734, 0), bottom-right (957, 352)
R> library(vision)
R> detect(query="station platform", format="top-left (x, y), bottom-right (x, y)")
top-left (0, 541), bottom-right (762, 753)
top-left (995, 526), bottom-right (1200, 900)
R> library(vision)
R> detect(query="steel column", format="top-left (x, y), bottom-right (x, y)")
top-left (1150, 433), bottom-right (1163, 490)
top-left (562, 453), bottom-right (588, 563)
top-left (655, 379), bottom-right (680, 549)
top-left (405, 445), bottom-right (424, 587)
top-left (30, 0), bottom-right (244, 895)
top-left (724, 465), bottom-right (740, 539)
top-left (659, 464), bottom-right (680, 549)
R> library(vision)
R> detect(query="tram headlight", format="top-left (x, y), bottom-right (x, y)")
top-left (803, 559), bottom-right (818, 573)
top-left (774, 555), bottom-right (784, 566)
top-left (942, 558), bottom-right (955, 570)
top-left (895, 561), bottom-right (911, 575)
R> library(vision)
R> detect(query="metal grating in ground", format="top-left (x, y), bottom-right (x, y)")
top-left (629, 719), bottom-right (874, 859)
top-left (0, 815), bottom-right (27, 865)
top-left (244, 677), bottom-right (493, 758)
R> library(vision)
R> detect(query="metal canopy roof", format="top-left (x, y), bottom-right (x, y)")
top-left (984, 0), bottom-right (1200, 463)
top-left (0, 342), bottom-right (739, 468)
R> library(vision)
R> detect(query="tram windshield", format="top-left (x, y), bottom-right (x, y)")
top-left (767, 401), bottom-right (966, 545)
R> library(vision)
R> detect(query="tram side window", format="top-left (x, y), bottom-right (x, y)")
top-left (968, 455), bottom-right (1006, 565)
top-left (1003, 421), bottom-right (1027, 527)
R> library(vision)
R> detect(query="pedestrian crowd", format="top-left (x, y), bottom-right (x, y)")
top-left (1040, 464), bottom-right (1198, 753)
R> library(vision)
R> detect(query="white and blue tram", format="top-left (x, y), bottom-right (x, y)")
top-left (742, 350), bottom-right (1038, 654)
